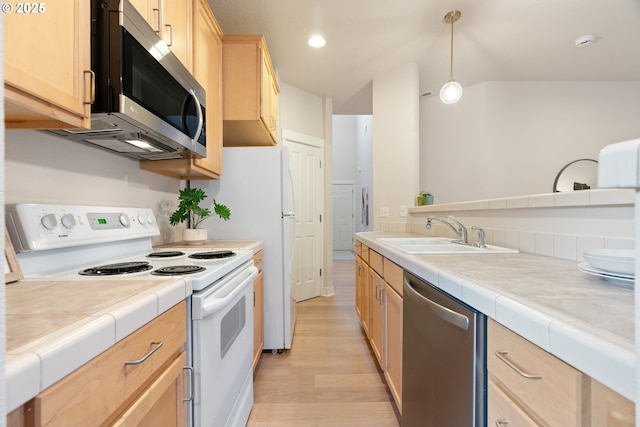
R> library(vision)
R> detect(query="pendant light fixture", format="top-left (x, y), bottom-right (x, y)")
top-left (440, 10), bottom-right (463, 104)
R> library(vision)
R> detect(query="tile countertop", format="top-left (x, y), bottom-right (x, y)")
top-left (155, 239), bottom-right (264, 253)
top-left (356, 231), bottom-right (635, 402)
top-left (5, 240), bottom-right (263, 414)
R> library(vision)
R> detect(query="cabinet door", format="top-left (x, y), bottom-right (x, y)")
top-left (129, 0), bottom-right (161, 32)
top-left (192, 0), bottom-right (223, 176)
top-left (253, 269), bottom-right (265, 372)
top-left (361, 261), bottom-right (370, 336)
top-left (384, 284), bottom-right (403, 413)
top-left (368, 268), bottom-right (384, 366)
top-left (260, 51), bottom-right (278, 143)
top-left (5, 0), bottom-right (91, 129)
top-left (112, 352), bottom-right (187, 427)
top-left (355, 256), bottom-right (365, 321)
top-left (163, 0), bottom-right (192, 69)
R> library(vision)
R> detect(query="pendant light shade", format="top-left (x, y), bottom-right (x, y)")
top-left (440, 10), bottom-right (462, 104)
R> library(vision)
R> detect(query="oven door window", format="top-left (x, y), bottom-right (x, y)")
top-left (121, 29), bottom-right (205, 148)
top-left (220, 295), bottom-right (246, 359)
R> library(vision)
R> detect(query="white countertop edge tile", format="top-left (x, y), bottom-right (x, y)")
top-left (548, 319), bottom-right (635, 401)
top-left (38, 314), bottom-right (116, 390)
top-left (438, 270), bottom-right (464, 299)
top-left (460, 280), bottom-right (499, 318)
top-left (494, 296), bottom-right (553, 351)
top-left (155, 279), bottom-right (190, 314)
top-left (108, 293), bottom-right (159, 342)
top-left (6, 352), bottom-right (41, 412)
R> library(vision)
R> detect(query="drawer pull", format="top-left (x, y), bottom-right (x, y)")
top-left (495, 350), bottom-right (542, 379)
top-left (496, 419), bottom-right (510, 427)
top-left (124, 341), bottom-right (164, 365)
top-left (183, 366), bottom-right (194, 402)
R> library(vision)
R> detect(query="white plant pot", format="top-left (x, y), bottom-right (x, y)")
top-left (183, 228), bottom-right (207, 245)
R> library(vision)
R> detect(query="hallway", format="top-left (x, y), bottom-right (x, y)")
top-left (246, 259), bottom-right (401, 426)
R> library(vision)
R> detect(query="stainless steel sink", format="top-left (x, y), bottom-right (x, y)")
top-left (377, 237), bottom-right (519, 254)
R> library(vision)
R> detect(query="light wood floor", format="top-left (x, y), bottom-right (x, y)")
top-left (247, 259), bottom-right (401, 427)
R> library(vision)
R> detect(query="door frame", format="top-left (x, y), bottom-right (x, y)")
top-left (282, 129), bottom-right (326, 300)
top-left (332, 180), bottom-right (356, 251)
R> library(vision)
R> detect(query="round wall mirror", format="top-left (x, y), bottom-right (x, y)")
top-left (552, 159), bottom-right (598, 192)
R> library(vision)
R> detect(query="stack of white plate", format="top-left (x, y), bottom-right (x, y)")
top-left (579, 249), bottom-right (635, 287)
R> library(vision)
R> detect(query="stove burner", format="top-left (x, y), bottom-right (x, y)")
top-left (79, 261), bottom-right (153, 276)
top-left (147, 251), bottom-right (186, 258)
top-left (188, 250), bottom-right (236, 260)
top-left (151, 265), bottom-right (206, 276)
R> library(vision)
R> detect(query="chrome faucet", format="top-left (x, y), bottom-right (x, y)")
top-left (426, 216), bottom-right (468, 245)
top-left (471, 226), bottom-right (486, 248)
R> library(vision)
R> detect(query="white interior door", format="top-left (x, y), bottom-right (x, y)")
top-left (283, 130), bottom-right (324, 302)
top-left (332, 183), bottom-right (355, 251)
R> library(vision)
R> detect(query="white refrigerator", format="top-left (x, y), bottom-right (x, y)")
top-left (194, 146), bottom-right (297, 350)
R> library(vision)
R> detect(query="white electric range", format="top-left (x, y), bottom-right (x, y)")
top-left (6, 203), bottom-right (257, 427)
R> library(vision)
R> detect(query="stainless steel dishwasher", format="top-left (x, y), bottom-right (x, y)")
top-left (402, 270), bottom-right (486, 427)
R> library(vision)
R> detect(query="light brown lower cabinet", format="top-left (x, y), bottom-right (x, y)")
top-left (488, 318), bottom-right (634, 427)
top-left (8, 302), bottom-right (187, 427)
top-left (253, 250), bottom-right (265, 372)
top-left (354, 242), bottom-right (403, 413)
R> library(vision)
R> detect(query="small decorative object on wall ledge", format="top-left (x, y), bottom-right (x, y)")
top-left (170, 187), bottom-right (231, 245)
top-left (417, 191), bottom-right (434, 206)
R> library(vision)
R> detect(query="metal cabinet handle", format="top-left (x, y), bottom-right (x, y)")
top-left (375, 283), bottom-right (381, 302)
top-left (152, 8), bottom-right (161, 33)
top-left (183, 366), bottom-right (194, 402)
top-left (495, 351), bottom-right (542, 379)
top-left (83, 70), bottom-right (95, 105)
top-left (496, 419), bottom-right (510, 427)
top-left (124, 341), bottom-right (163, 365)
top-left (164, 24), bottom-right (173, 46)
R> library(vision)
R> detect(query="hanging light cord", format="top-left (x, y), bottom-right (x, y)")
top-left (449, 15), bottom-right (455, 82)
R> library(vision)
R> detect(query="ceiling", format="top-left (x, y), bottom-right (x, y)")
top-left (208, 0), bottom-right (640, 114)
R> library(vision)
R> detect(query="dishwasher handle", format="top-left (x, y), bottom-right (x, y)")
top-left (404, 277), bottom-right (470, 331)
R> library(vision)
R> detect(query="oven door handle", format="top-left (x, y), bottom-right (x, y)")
top-left (200, 267), bottom-right (258, 318)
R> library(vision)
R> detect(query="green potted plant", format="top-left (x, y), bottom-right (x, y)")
top-left (416, 191), bottom-right (434, 206)
top-left (170, 188), bottom-right (231, 245)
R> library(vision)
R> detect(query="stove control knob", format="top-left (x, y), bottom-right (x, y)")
top-left (137, 214), bottom-right (146, 226)
top-left (61, 214), bottom-right (77, 230)
top-left (41, 213), bottom-right (58, 230)
top-left (119, 214), bottom-right (130, 228)
top-left (146, 215), bottom-right (155, 225)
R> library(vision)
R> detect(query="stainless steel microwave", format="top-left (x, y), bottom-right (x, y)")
top-left (50, 0), bottom-right (206, 160)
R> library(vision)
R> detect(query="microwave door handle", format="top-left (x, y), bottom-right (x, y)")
top-left (188, 89), bottom-right (204, 147)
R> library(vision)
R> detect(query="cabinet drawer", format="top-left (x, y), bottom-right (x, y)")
top-left (383, 258), bottom-right (403, 296)
top-left (359, 243), bottom-right (369, 263)
top-left (32, 302), bottom-right (186, 427)
top-left (368, 249), bottom-right (383, 276)
top-left (488, 377), bottom-right (538, 427)
top-left (253, 250), bottom-right (264, 272)
top-left (488, 319), bottom-right (587, 427)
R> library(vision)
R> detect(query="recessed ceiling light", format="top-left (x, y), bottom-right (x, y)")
top-left (308, 35), bottom-right (326, 48)
top-left (575, 34), bottom-right (600, 48)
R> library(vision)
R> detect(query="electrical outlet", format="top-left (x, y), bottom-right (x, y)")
top-left (380, 207), bottom-right (389, 218)
top-left (400, 205), bottom-right (408, 217)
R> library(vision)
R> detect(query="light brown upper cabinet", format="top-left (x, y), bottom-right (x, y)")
top-left (140, 0), bottom-right (223, 179)
top-left (4, 1), bottom-right (92, 129)
top-left (130, 0), bottom-right (192, 69)
top-left (222, 35), bottom-right (280, 146)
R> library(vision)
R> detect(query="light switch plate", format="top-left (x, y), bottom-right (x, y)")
top-left (400, 205), bottom-right (407, 217)
top-left (379, 207), bottom-right (389, 218)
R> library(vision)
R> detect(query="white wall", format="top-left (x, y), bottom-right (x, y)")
top-left (421, 81), bottom-right (640, 203)
top-left (5, 130), bottom-right (182, 245)
top-left (279, 82), bottom-right (325, 140)
top-left (372, 63), bottom-right (419, 231)
top-left (331, 115), bottom-right (357, 181)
